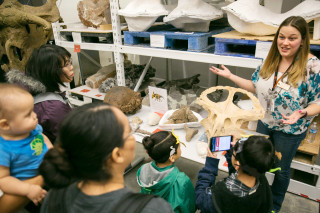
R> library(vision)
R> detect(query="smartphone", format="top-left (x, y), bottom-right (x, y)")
top-left (209, 135), bottom-right (233, 152)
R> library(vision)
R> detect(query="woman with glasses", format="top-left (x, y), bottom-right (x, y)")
top-left (39, 102), bottom-right (174, 213)
top-left (6, 44), bottom-right (74, 144)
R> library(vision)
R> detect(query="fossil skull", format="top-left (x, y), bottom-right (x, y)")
top-left (197, 86), bottom-right (264, 142)
top-left (0, 0), bottom-right (60, 72)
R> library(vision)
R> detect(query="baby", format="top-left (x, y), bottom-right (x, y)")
top-left (0, 83), bottom-right (52, 205)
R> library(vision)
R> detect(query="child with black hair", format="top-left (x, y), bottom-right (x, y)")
top-left (137, 131), bottom-right (196, 213)
top-left (195, 136), bottom-right (275, 213)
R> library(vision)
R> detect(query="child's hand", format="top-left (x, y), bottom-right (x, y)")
top-left (206, 147), bottom-right (217, 158)
top-left (231, 135), bottom-right (237, 147)
top-left (26, 184), bottom-right (47, 205)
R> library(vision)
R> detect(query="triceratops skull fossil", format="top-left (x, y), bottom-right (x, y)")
top-left (0, 0), bottom-right (60, 72)
top-left (197, 86), bottom-right (264, 142)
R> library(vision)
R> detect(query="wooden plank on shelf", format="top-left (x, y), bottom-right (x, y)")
top-left (212, 30), bottom-right (320, 59)
top-left (213, 30), bottom-right (320, 45)
top-left (213, 30), bottom-right (274, 42)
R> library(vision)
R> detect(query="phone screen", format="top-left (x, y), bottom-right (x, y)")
top-left (210, 135), bottom-right (233, 152)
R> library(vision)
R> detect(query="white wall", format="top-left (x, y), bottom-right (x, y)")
top-left (57, 0), bottom-right (80, 23)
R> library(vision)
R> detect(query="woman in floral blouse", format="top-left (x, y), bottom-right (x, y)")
top-left (209, 16), bottom-right (320, 213)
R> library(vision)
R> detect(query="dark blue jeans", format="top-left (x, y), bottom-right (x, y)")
top-left (256, 120), bottom-right (306, 212)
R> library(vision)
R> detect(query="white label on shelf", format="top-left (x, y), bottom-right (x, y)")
top-left (255, 41), bottom-right (272, 59)
top-left (150, 34), bottom-right (165, 48)
top-left (72, 32), bottom-right (82, 43)
top-left (149, 86), bottom-right (168, 114)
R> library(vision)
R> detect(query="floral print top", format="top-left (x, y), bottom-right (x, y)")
top-left (252, 56), bottom-right (320, 135)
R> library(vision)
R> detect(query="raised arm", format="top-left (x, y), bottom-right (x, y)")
top-left (195, 148), bottom-right (219, 212)
top-left (210, 65), bottom-right (256, 93)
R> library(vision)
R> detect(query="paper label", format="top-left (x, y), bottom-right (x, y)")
top-left (72, 32), bottom-right (82, 52)
top-left (148, 86), bottom-right (168, 114)
top-left (150, 34), bottom-right (165, 48)
top-left (255, 41), bottom-right (272, 59)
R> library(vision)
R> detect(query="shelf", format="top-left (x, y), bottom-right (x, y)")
top-left (119, 45), bottom-right (262, 68)
top-left (56, 40), bottom-right (115, 52)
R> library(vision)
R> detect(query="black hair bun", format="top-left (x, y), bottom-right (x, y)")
top-left (39, 148), bottom-right (75, 188)
top-left (142, 136), bottom-right (155, 151)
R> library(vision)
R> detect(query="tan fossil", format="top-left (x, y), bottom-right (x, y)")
top-left (0, 0), bottom-right (60, 72)
top-left (197, 86), bottom-right (264, 142)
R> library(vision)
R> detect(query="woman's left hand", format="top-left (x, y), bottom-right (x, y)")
top-left (281, 110), bottom-right (306, 124)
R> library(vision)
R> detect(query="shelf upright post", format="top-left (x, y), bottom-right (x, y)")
top-left (110, 0), bottom-right (126, 86)
top-left (52, 22), bottom-right (62, 46)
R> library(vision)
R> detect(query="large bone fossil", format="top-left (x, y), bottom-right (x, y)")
top-left (197, 86), bottom-right (264, 142)
top-left (0, 0), bottom-right (60, 72)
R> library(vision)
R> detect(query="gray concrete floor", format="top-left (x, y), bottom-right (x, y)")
top-left (125, 142), bottom-right (320, 213)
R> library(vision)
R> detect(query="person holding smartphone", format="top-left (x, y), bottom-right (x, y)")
top-left (195, 136), bottom-right (275, 213)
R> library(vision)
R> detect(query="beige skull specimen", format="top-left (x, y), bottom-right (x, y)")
top-left (197, 86), bottom-right (264, 142)
top-left (0, 0), bottom-right (60, 72)
top-left (103, 86), bottom-right (142, 114)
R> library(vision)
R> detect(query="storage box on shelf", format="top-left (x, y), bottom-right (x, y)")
top-left (213, 30), bottom-right (320, 59)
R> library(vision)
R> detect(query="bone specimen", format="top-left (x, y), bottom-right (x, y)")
top-left (165, 106), bottom-right (198, 124)
top-left (0, 0), bottom-right (60, 72)
top-left (184, 124), bottom-right (199, 142)
top-left (163, 0), bottom-right (223, 32)
top-left (85, 64), bottom-right (116, 88)
top-left (131, 116), bottom-right (143, 125)
top-left (222, 0), bottom-right (320, 35)
top-left (103, 86), bottom-right (142, 114)
top-left (118, 0), bottom-right (168, 31)
top-left (77, 0), bottom-right (111, 28)
top-left (197, 86), bottom-right (264, 142)
top-left (148, 112), bottom-right (161, 126)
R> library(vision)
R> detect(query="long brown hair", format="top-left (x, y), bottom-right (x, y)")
top-left (260, 16), bottom-right (310, 87)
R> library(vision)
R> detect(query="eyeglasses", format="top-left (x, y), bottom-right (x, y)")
top-left (123, 123), bottom-right (139, 141)
top-left (64, 58), bottom-right (73, 68)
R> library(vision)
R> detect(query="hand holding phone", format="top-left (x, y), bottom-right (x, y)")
top-left (209, 135), bottom-right (233, 152)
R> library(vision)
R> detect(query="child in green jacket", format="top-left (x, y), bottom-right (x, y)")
top-left (137, 130), bottom-right (195, 213)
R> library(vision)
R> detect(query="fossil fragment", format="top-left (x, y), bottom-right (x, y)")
top-left (85, 64), bottom-right (116, 88)
top-left (0, 0), bottom-right (60, 72)
top-left (184, 124), bottom-right (199, 142)
top-left (118, 0), bottom-right (168, 31)
top-left (163, 0), bottom-right (223, 32)
top-left (131, 116), bottom-right (143, 125)
top-left (147, 112), bottom-right (161, 126)
top-left (165, 106), bottom-right (198, 124)
top-left (222, 0), bottom-right (320, 36)
top-left (77, 0), bottom-right (111, 28)
top-left (103, 86), bottom-right (142, 114)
